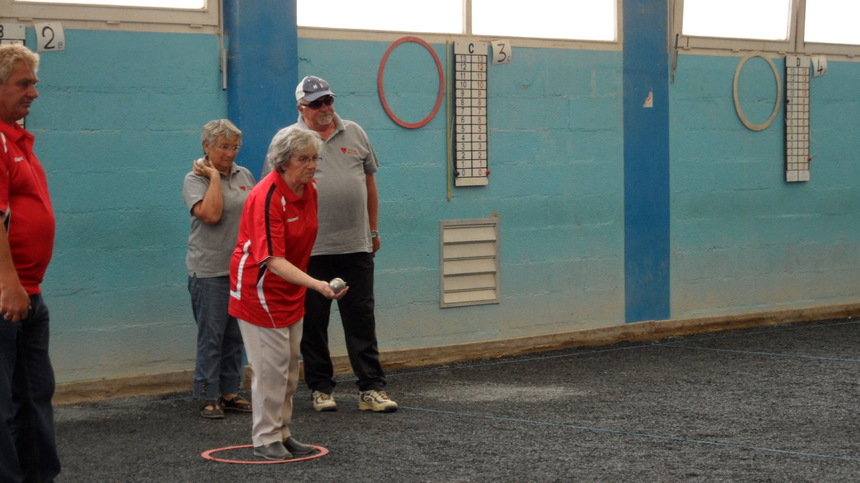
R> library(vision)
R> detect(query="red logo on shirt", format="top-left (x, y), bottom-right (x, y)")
top-left (341, 147), bottom-right (359, 155)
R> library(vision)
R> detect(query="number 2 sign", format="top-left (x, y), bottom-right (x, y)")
top-left (34, 23), bottom-right (66, 52)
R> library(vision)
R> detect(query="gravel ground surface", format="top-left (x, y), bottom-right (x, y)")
top-left (54, 318), bottom-right (860, 482)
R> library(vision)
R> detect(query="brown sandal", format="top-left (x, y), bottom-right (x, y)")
top-left (220, 395), bottom-right (252, 413)
top-left (199, 400), bottom-right (224, 419)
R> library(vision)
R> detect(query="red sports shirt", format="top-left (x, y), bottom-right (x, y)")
top-left (0, 122), bottom-right (55, 295)
top-left (229, 171), bottom-right (318, 328)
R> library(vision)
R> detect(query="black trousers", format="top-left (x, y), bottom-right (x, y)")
top-left (301, 252), bottom-right (387, 393)
top-left (0, 294), bottom-right (61, 483)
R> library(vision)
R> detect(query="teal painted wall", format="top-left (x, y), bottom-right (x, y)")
top-left (296, 39), bottom-right (625, 352)
top-left (670, 55), bottom-right (860, 317)
top-left (30, 30), bottom-right (227, 381)
top-left (22, 26), bottom-right (860, 385)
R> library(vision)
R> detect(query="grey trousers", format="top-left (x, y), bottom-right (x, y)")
top-left (238, 319), bottom-right (303, 447)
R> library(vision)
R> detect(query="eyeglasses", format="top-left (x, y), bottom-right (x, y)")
top-left (293, 155), bottom-right (321, 164)
top-left (218, 144), bottom-right (242, 152)
top-left (300, 96), bottom-right (334, 110)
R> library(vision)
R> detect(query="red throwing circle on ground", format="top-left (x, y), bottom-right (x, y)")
top-left (201, 444), bottom-right (329, 464)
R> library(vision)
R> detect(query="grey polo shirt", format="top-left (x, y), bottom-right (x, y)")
top-left (294, 113), bottom-right (380, 256)
top-left (183, 163), bottom-right (256, 277)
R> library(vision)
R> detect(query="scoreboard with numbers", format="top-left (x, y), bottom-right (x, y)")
top-left (784, 55), bottom-right (810, 183)
top-left (453, 41), bottom-right (489, 187)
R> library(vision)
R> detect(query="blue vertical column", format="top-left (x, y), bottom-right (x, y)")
top-left (623, 0), bottom-right (671, 322)
top-left (223, 0), bottom-right (298, 177)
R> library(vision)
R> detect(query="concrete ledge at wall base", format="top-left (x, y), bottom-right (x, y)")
top-left (53, 303), bottom-right (860, 405)
top-left (380, 303), bottom-right (860, 369)
top-left (52, 364), bottom-right (351, 406)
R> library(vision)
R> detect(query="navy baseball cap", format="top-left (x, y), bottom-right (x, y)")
top-left (295, 75), bottom-right (335, 102)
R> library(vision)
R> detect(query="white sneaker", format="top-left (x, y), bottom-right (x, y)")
top-left (358, 390), bottom-right (398, 412)
top-left (312, 391), bottom-right (337, 412)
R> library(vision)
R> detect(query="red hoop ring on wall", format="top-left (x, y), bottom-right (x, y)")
top-left (378, 36), bottom-right (444, 129)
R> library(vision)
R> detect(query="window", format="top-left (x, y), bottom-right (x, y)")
top-left (676, 0), bottom-right (860, 57)
top-left (299, 0), bottom-right (618, 44)
top-left (298, 0), bottom-right (462, 34)
top-left (0, 0), bottom-right (218, 32)
top-left (19, 0), bottom-right (203, 6)
top-left (804, 0), bottom-right (860, 45)
top-left (472, 0), bottom-right (616, 41)
top-left (682, 0), bottom-right (790, 41)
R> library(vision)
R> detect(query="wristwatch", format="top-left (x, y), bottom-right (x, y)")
top-left (370, 230), bottom-right (379, 239)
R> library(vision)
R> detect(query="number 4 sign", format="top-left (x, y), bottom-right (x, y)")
top-left (34, 23), bottom-right (66, 52)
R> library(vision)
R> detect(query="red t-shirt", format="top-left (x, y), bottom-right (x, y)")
top-left (0, 122), bottom-right (55, 295)
top-left (229, 171), bottom-right (318, 328)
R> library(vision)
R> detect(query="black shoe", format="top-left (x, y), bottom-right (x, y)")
top-left (199, 400), bottom-right (224, 419)
top-left (284, 436), bottom-right (316, 456)
top-left (219, 395), bottom-right (252, 413)
top-left (253, 441), bottom-right (291, 461)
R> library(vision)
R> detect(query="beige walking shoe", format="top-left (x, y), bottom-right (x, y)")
top-left (358, 390), bottom-right (398, 412)
top-left (312, 390), bottom-right (337, 412)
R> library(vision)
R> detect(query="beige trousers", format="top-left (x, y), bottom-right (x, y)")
top-left (238, 319), bottom-right (303, 447)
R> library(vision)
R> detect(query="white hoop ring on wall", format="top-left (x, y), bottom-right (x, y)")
top-left (733, 53), bottom-right (782, 132)
top-left (378, 36), bottom-right (444, 129)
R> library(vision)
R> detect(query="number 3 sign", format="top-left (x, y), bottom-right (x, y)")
top-left (491, 40), bottom-right (511, 65)
top-left (34, 23), bottom-right (65, 52)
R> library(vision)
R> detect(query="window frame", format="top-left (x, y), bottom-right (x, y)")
top-left (0, 0), bottom-right (219, 34)
top-left (673, 0), bottom-right (860, 59)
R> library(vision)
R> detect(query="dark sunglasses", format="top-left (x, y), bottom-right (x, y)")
top-left (301, 96), bottom-right (335, 110)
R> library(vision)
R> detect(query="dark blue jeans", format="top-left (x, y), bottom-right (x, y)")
top-left (0, 294), bottom-right (61, 483)
top-left (301, 252), bottom-right (387, 393)
top-left (188, 275), bottom-right (244, 400)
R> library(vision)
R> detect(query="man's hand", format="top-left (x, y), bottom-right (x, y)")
top-left (0, 222), bottom-right (30, 322)
top-left (372, 234), bottom-right (381, 255)
top-left (0, 282), bottom-right (30, 322)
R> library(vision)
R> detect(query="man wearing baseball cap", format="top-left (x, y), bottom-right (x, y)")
top-left (289, 75), bottom-right (398, 413)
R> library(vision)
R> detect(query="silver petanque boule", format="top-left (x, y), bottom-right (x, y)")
top-left (329, 278), bottom-right (346, 293)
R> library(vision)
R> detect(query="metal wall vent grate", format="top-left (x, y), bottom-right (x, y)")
top-left (440, 218), bottom-right (499, 308)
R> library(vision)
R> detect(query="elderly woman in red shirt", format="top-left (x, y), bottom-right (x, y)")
top-left (229, 125), bottom-right (346, 461)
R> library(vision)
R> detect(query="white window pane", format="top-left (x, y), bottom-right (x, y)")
top-left (18, 0), bottom-right (204, 7)
top-left (472, 0), bottom-right (616, 41)
top-left (805, 0), bottom-right (860, 45)
top-left (298, 0), bottom-right (463, 34)
top-left (682, 0), bottom-right (790, 40)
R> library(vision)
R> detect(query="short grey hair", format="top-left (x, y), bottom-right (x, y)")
top-left (201, 119), bottom-right (242, 147)
top-left (0, 44), bottom-right (39, 85)
top-left (266, 126), bottom-right (322, 173)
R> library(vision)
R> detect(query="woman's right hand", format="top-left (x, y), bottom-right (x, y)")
top-left (315, 279), bottom-right (348, 300)
top-left (193, 157), bottom-right (218, 179)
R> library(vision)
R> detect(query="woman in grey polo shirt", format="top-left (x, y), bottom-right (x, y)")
top-left (183, 119), bottom-right (256, 419)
